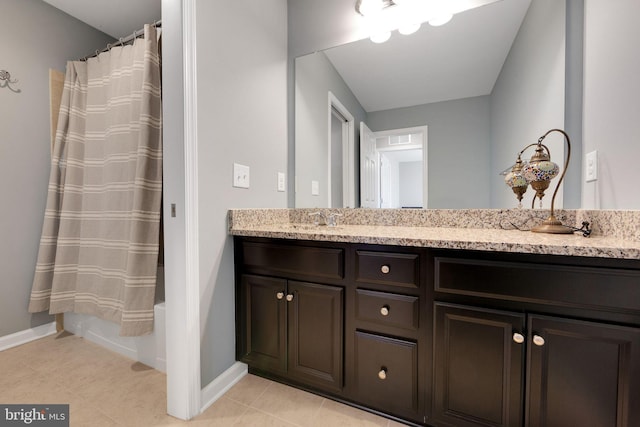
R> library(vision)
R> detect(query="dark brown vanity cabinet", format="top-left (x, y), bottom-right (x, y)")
top-left (235, 238), bottom-right (429, 425)
top-left (526, 315), bottom-right (640, 427)
top-left (351, 249), bottom-right (427, 424)
top-left (236, 240), bottom-right (346, 393)
top-left (433, 303), bottom-right (525, 427)
top-left (432, 251), bottom-right (640, 427)
top-left (239, 274), bottom-right (344, 392)
top-left (235, 237), bottom-right (640, 427)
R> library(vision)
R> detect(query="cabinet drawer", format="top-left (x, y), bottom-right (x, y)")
top-left (356, 251), bottom-right (419, 289)
top-left (241, 241), bottom-right (344, 280)
top-left (354, 331), bottom-right (419, 420)
top-left (434, 255), bottom-right (640, 314)
top-left (356, 289), bottom-right (419, 331)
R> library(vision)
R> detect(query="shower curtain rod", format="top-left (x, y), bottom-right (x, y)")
top-left (80, 19), bottom-right (162, 61)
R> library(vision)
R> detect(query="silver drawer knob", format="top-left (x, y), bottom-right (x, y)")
top-left (533, 335), bottom-right (545, 346)
top-left (286, 294), bottom-right (294, 302)
top-left (276, 292), bottom-right (284, 300)
top-left (378, 368), bottom-right (387, 380)
top-left (512, 332), bottom-right (525, 344)
top-left (380, 305), bottom-right (390, 316)
top-left (380, 265), bottom-right (390, 274)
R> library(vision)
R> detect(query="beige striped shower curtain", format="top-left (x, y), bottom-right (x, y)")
top-left (29, 25), bottom-right (162, 336)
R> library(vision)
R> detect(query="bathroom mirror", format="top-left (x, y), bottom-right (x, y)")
top-left (294, 0), bottom-right (572, 209)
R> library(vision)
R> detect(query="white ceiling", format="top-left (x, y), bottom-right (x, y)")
top-left (324, 0), bottom-right (531, 112)
top-left (41, 0), bottom-right (161, 39)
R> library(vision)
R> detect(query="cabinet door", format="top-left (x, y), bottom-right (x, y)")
top-left (527, 315), bottom-right (640, 427)
top-left (433, 303), bottom-right (525, 427)
top-left (287, 280), bottom-right (344, 392)
top-left (239, 275), bottom-right (287, 373)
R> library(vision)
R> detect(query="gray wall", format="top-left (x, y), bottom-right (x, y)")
top-left (490, 0), bottom-right (566, 209)
top-left (367, 96), bottom-right (492, 208)
top-left (288, 0), bottom-right (367, 58)
top-left (0, 0), bottom-right (113, 338)
top-left (295, 51), bottom-right (366, 208)
top-left (582, 0), bottom-right (640, 209)
top-left (195, 0), bottom-right (288, 384)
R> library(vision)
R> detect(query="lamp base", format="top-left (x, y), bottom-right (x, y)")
top-left (531, 215), bottom-right (574, 234)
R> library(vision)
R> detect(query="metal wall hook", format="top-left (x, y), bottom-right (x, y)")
top-left (0, 69), bottom-right (18, 84)
top-left (0, 69), bottom-right (21, 93)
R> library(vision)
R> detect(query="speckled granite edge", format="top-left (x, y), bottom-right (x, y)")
top-left (228, 208), bottom-right (640, 242)
top-left (227, 208), bottom-right (290, 229)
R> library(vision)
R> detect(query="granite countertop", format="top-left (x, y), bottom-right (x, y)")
top-left (228, 209), bottom-right (640, 260)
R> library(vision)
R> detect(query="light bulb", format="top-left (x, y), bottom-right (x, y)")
top-left (370, 31), bottom-right (391, 43)
top-left (359, 0), bottom-right (384, 16)
top-left (429, 13), bottom-right (453, 26)
top-left (398, 22), bottom-right (421, 35)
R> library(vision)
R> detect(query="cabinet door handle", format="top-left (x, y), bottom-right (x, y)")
top-left (512, 332), bottom-right (525, 344)
top-left (533, 335), bottom-right (545, 346)
top-left (380, 265), bottom-right (390, 274)
top-left (380, 305), bottom-right (390, 316)
top-left (378, 367), bottom-right (387, 380)
top-left (286, 294), bottom-right (294, 302)
top-left (276, 292), bottom-right (284, 300)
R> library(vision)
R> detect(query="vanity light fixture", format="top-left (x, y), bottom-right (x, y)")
top-left (355, 0), bottom-right (502, 43)
top-left (357, 0), bottom-right (389, 16)
top-left (370, 31), bottom-right (392, 43)
top-left (356, 0), bottom-right (453, 43)
top-left (505, 128), bottom-right (573, 234)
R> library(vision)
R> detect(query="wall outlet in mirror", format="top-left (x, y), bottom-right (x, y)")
top-left (586, 151), bottom-right (598, 182)
top-left (277, 172), bottom-right (286, 192)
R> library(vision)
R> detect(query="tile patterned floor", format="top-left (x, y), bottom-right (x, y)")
top-left (0, 332), bottom-right (407, 426)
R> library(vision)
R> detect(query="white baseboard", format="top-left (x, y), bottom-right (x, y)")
top-left (0, 322), bottom-right (57, 352)
top-left (64, 304), bottom-right (167, 372)
top-left (200, 362), bottom-right (248, 414)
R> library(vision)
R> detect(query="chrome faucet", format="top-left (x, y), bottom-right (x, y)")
top-left (308, 211), bottom-right (342, 227)
top-left (308, 211), bottom-right (327, 226)
top-left (326, 212), bottom-right (342, 227)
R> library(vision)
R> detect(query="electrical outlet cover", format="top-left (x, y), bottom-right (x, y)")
top-left (277, 172), bottom-right (286, 192)
top-left (586, 151), bottom-right (598, 182)
top-left (233, 163), bottom-right (250, 188)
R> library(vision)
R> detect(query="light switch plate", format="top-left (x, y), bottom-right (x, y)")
top-left (233, 163), bottom-right (250, 188)
top-left (277, 172), bottom-right (286, 192)
top-left (311, 180), bottom-right (319, 196)
top-left (586, 151), bottom-right (598, 182)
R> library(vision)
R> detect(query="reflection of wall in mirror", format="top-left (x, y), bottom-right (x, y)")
top-left (292, 0), bottom-right (640, 210)
top-left (368, 96), bottom-right (491, 209)
top-left (582, 0), bottom-right (640, 210)
top-left (295, 51), bottom-right (366, 208)
top-left (490, 0), bottom-right (566, 209)
top-left (292, 0), bottom-right (567, 209)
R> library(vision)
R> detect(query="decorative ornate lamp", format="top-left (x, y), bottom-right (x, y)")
top-left (505, 128), bottom-right (572, 234)
top-left (503, 155), bottom-right (529, 207)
